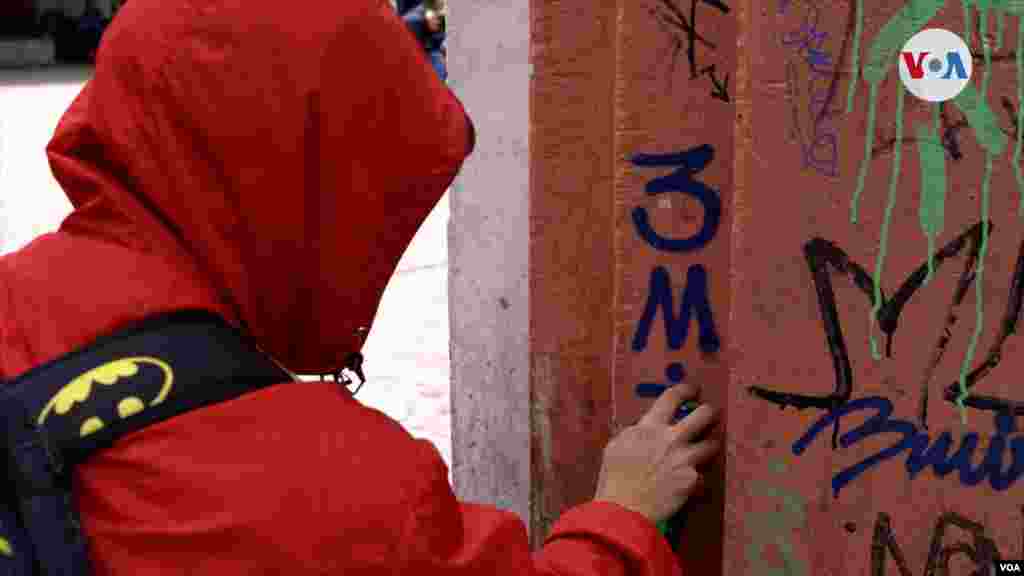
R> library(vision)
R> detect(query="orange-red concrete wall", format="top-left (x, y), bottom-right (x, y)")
top-left (531, 0), bottom-right (1024, 572)
top-left (531, 0), bottom-right (736, 570)
top-left (729, 1), bottom-right (1024, 574)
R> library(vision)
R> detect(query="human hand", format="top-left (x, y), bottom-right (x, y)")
top-left (594, 382), bottom-right (719, 523)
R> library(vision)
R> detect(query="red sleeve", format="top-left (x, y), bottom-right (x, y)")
top-left (402, 441), bottom-right (683, 576)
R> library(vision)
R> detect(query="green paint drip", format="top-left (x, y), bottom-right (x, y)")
top-left (747, 475), bottom-right (808, 576)
top-left (854, 0), bottom-right (944, 224)
top-left (845, 0), bottom-right (866, 113)
top-left (981, 10), bottom-right (993, 96)
top-left (957, 155), bottom-right (992, 424)
top-left (852, 82), bottom-right (880, 223)
top-left (997, 10), bottom-right (1006, 49)
top-left (995, 0), bottom-right (1024, 15)
top-left (965, 0), bottom-right (973, 44)
top-left (850, 0), bottom-right (1024, 375)
top-left (862, 0), bottom-right (946, 85)
top-left (955, 16), bottom-right (995, 426)
top-left (917, 111), bottom-right (946, 283)
top-left (953, 84), bottom-right (1009, 155)
top-left (869, 83), bottom-right (906, 361)
top-left (1016, 15), bottom-right (1024, 218)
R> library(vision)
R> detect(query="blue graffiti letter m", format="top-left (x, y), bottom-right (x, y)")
top-left (632, 264), bottom-right (721, 354)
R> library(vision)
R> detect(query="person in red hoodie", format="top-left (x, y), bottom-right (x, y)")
top-left (0, 0), bottom-right (720, 574)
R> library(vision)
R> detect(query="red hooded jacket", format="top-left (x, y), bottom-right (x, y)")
top-left (1, 1), bottom-right (683, 574)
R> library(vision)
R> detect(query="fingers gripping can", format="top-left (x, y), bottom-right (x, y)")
top-left (657, 400), bottom-right (704, 549)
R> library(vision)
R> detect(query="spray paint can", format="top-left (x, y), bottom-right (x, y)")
top-left (657, 399), bottom-right (704, 550)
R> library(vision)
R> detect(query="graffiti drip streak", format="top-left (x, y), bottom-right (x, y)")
top-left (842, 0), bottom-right (1024, 424)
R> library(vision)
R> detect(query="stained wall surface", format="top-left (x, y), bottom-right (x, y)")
top-left (729, 1), bottom-right (1024, 574)
top-left (530, 0), bottom-right (736, 569)
top-left (529, 0), bottom-right (620, 547)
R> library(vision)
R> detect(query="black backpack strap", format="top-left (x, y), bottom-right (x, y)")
top-left (0, 505), bottom-right (34, 575)
top-left (0, 309), bottom-right (294, 575)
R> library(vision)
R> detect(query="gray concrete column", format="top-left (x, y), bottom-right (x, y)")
top-left (447, 0), bottom-right (531, 529)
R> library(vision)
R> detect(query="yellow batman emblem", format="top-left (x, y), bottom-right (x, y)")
top-left (37, 357), bottom-right (174, 437)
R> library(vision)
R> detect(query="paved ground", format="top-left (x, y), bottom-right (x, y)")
top-left (0, 65), bottom-right (454, 469)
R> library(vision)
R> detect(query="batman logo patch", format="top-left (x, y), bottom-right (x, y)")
top-left (37, 357), bottom-right (174, 438)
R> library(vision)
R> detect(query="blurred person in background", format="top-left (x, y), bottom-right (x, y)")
top-left (398, 0), bottom-right (448, 82)
top-left (78, 0), bottom-right (107, 62)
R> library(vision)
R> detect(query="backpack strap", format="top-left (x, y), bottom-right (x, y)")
top-left (0, 309), bottom-right (294, 575)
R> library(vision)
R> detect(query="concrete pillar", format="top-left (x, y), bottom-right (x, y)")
top-left (447, 0), bottom-right (531, 528)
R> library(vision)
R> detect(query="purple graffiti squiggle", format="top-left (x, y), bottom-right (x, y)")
top-left (803, 132), bottom-right (839, 177)
top-left (781, 7), bottom-right (841, 177)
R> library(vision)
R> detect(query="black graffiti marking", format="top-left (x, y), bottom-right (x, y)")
top-left (969, 16), bottom-right (1018, 67)
top-left (698, 64), bottom-right (730, 102)
top-left (915, 232), bottom-right (981, 430)
top-left (873, 98), bottom-right (1024, 163)
top-left (871, 508), bottom-right (1023, 576)
top-left (940, 239), bottom-right (1024, 414)
top-left (648, 0), bottom-right (731, 100)
top-left (941, 123), bottom-right (966, 162)
top-left (746, 222), bottom-right (1024, 447)
top-left (937, 102), bottom-right (967, 162)
top-left (872, 513), bottom-right (913, 576)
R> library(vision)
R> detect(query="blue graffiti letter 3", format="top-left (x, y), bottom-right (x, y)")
top-left (631, 144), bottom-right (722, 253)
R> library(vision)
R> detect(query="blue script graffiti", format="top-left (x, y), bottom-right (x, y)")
top-left (793, 396), bottom-right (1024, 498)
top-left (629, 144), bottom-right (722, 401)
top-left (780, 2), bottom-right (841, 177)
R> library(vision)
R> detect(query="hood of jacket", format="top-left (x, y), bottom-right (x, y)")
top-left (42, 0), bottom-right (473, 374)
